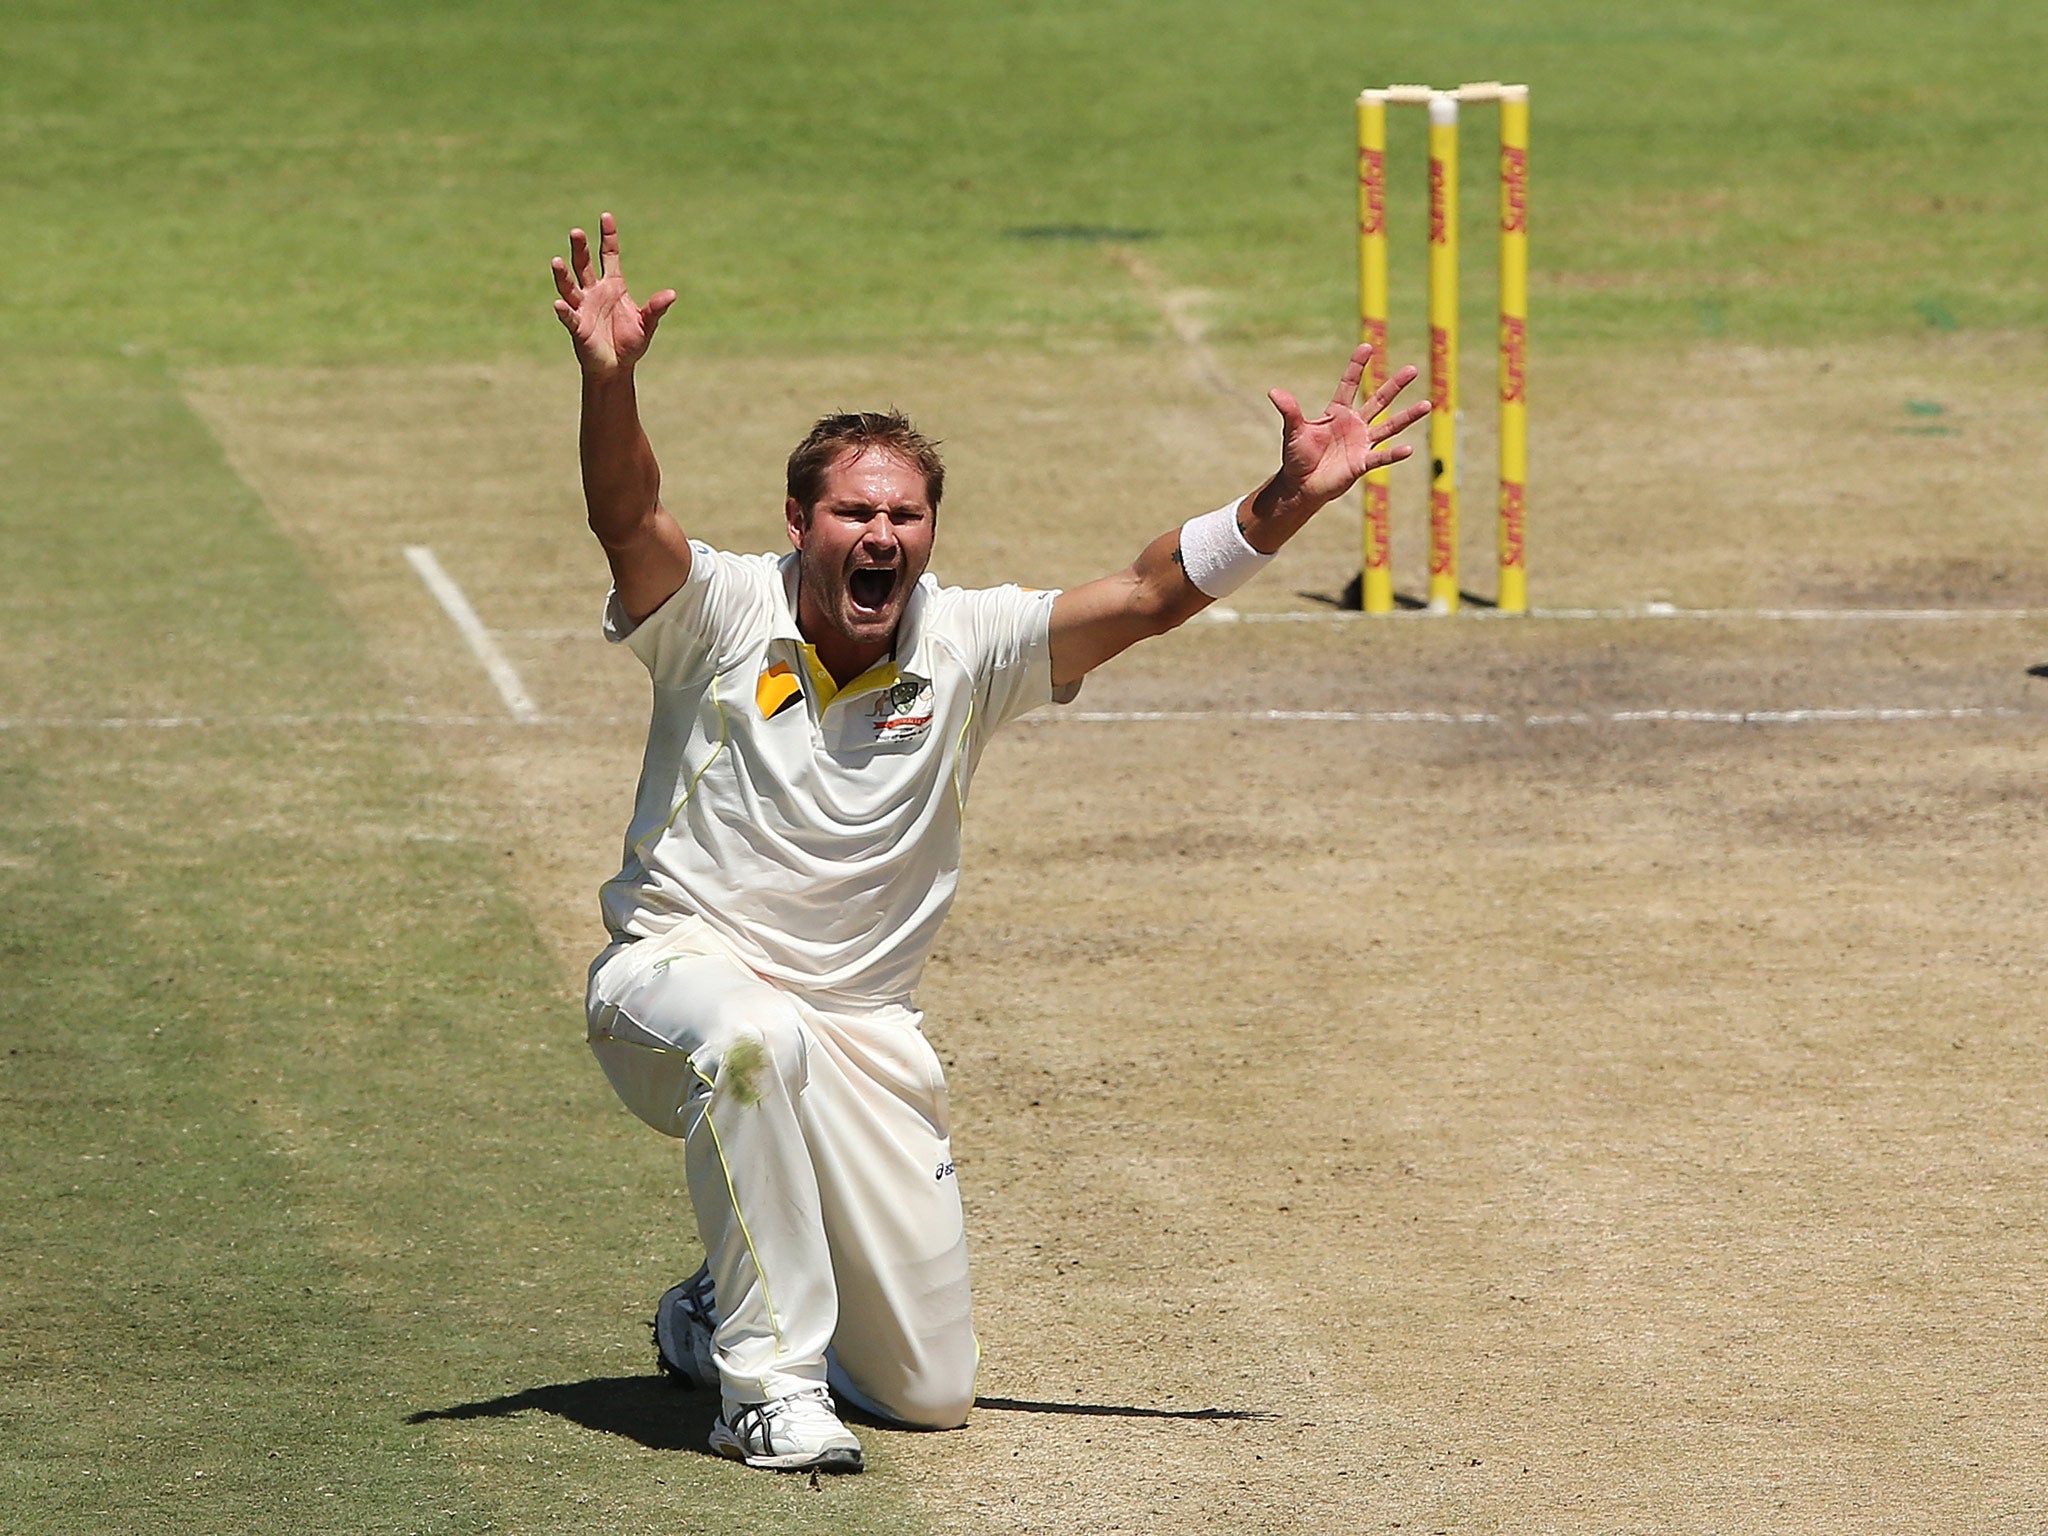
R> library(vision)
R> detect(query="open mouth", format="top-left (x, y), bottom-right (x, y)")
top-left (848, 567), bottom-right (898, 616)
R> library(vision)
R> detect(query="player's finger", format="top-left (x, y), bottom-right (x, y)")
top-left (1373, 398), bottom-right (1432, 440)
top-left (569, 227), bottom-right (595, 290)
top-left (551, 256), bottom-right (581, 305)
top-left (1268, 387), bottom-right (1306, 430)
top-left (599, 211), bottom-right (622, 280)
top-left (1360, 363), bottom-right (1419, 419)
top-left (553, 298), bottom-right (577, 332)
top-left (643, 289), bottom-right (678, 331)
top-left (1328, 343), bottom-right (1371, 412)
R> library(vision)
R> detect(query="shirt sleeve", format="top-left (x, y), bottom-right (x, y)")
top-left (602, 543), bottom-right (769, 686)
top-left (961, 584), bottom-right (1059, 733)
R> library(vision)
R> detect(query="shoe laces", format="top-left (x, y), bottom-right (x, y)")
top-left (736, 1387), bottom-right (837, 1429)
top-left (771, 1386), bottom-right (836, 1418)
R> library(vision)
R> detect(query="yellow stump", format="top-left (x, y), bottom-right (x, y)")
top-left (1496, 85), bottom-right (1529, 614)
top-left (1356, 91), bottom-right (1394, 614)
top-left (1426, 92), bottom-right (1459, 613)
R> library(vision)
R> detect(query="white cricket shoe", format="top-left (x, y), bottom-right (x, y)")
top-left (653, 1265), bottom-right (718, 1390)
top-left (709, 1388), bottom-right (864, 1473)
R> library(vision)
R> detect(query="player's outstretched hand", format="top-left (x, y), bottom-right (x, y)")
top-left (1267, 344), bottom-right (1431, 506)
top-left (551, 212), bottom-right (677, 379)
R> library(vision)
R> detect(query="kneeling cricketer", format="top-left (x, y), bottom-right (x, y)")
top-left (551, 213), bottom-right (1429, 1472)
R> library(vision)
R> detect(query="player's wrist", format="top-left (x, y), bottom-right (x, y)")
top-left (1177, 498), bottom-right (1274, 598)
top-left (1256, 470), bottom-right (1329, 527)
top-left (581, 362), bottom-right (639, 396)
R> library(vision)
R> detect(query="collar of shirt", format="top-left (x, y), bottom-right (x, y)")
top-left (773, 551), bottom-right (936, 707)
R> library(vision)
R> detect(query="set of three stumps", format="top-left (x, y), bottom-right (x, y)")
top-left (1357, 82), bottom-right (1529, 613)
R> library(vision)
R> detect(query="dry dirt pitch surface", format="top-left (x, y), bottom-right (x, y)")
top-left (188, 336), bottom-right (2048, 1534)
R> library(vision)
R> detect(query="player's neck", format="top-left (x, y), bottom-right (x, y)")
top-left (798, 610), bottom-right (893, 687)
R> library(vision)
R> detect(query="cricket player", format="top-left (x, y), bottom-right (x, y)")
top-left (552, 213), bottom-right (1428, 1473)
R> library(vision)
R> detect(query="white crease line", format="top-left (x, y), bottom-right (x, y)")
top-left (403, 545), bottom-right (541, 724)
top-left (1037, 705), bottom-right (2024, 728)
top-left (1561, 606), bottom-right (2048, 622)
top-left (492, 607), bottom-right (2048, 640)
top-left (1203, 606), bottom-right (2048, 623)
top-left (0, 707), bottom-right (2030, 734)
top-left (1052, 708), bottom-right (1504, 725)
top-left (0, 714), bottom-right (637, 731)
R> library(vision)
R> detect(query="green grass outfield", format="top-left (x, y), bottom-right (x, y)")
top-left (6, 0), bottom-right (2045, 363)
top-left (3, 2), bottom-right (2044, 1531)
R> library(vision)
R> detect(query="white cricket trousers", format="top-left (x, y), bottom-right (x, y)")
top-left (585, 917), bottom-right (976, 1428)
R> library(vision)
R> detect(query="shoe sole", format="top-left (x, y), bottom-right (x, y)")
top-left (708, 1424), bottom-right (863, 1474)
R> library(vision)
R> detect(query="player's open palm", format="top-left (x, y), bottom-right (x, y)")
top-left (552, 212), bottom-right (677, 378)
top-left (1268, 344), bottom-right (1430, 505)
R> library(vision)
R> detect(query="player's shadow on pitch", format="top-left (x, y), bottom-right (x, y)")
top-left (973, 1396), bottom-right (1273, 1422)
top-left (406, 1378), bottom-right (1272, 1449)
top-left (407, 1375), bottom-right (722, 1455)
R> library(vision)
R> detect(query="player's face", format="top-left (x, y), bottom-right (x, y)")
top-left (787, 447), bottom-right (936, 661)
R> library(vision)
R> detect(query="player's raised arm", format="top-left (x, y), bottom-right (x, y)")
top-left (552, 212), bottom-right (692, 623)
top-left (1047, 345), bottom-right (1430, 686)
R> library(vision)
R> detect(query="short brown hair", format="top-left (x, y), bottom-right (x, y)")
top-left (786, 410), bottom-right (945, 514)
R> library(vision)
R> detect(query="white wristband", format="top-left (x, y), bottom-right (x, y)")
top-left (1177, 498), bottom-right (1273, 599)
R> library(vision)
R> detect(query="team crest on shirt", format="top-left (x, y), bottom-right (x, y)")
top-left (869, 677), bottom-right (935, 743)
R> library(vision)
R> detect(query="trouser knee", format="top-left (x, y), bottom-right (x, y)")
top-left (887, 1379), bottom-right (974, 1431)
top-left (587, 945), bottom-right (810, 1134)
top-left (688, 1007), bottom-right (806, 1105)
top-left (834, 1354), bottom-right (976, 1430)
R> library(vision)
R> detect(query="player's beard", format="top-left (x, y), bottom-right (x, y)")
top-left (801, 551), bottom-right (910, 656)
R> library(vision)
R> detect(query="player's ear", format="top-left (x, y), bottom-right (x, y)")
top-left (785, 496), bottom-right (808, 549)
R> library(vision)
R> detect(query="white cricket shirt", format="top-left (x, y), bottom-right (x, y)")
top-left (601, 543), bottom-right (1057, 1007)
